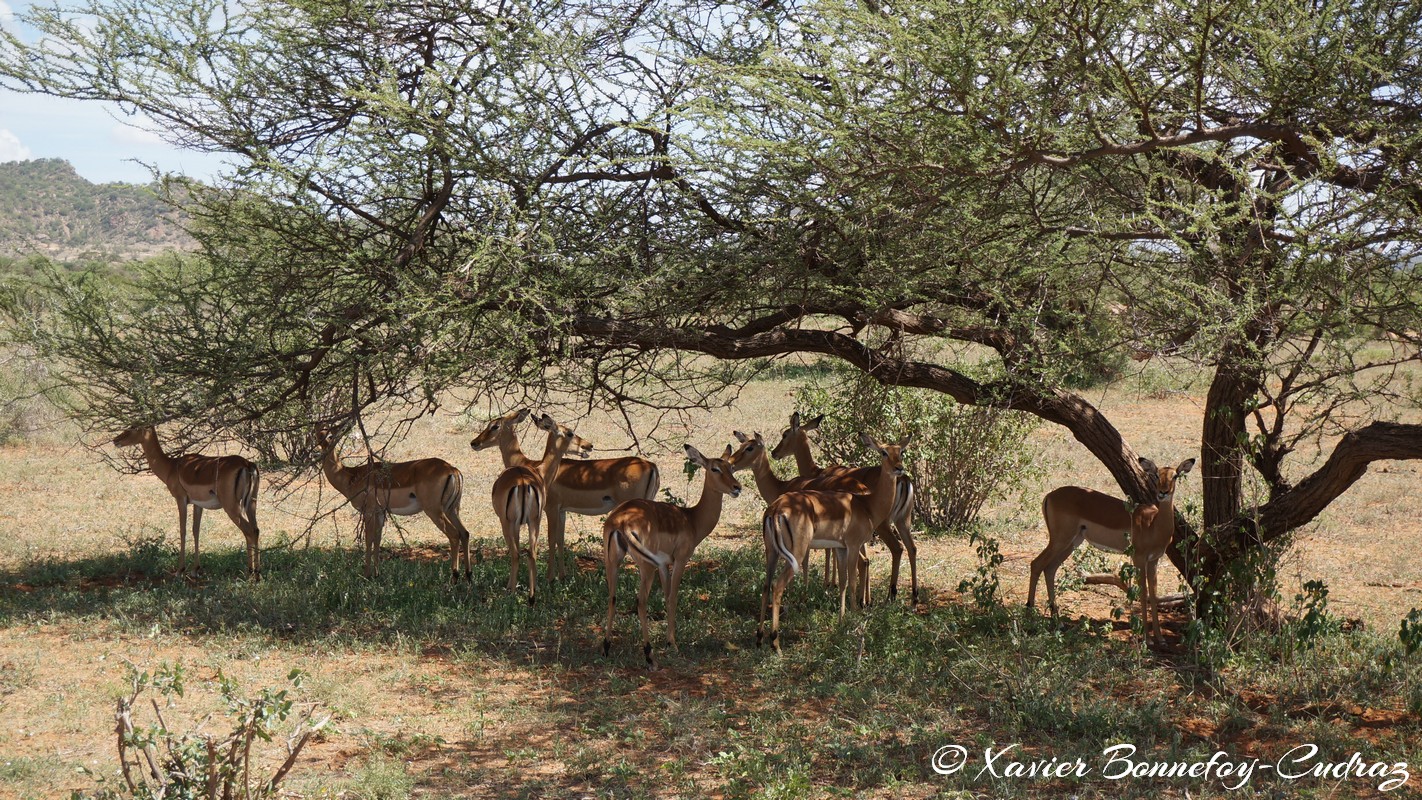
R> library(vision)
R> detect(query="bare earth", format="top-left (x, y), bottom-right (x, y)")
top-left (1, 371), bottom-right (1417, 798)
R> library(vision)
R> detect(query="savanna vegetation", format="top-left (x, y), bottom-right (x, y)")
top-left (1, 0), bottom-right (1421, 796)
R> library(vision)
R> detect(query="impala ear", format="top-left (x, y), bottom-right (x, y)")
top-left (1138, 457), bottom-right (1158, 474)
top-left (789, 411), bottom-right (802, 429)
top-left (898, 432), bottom-right (913, 448)
top-left (804, 414), bottom-right (824, 430)
top-left (755, 431), bottom-right (765, 444)
top-left (722, 444), bottom-right (734, 460)
top-left (534, 413), bottom-right (556, 431)
top-left (733, 430), bottom-right (750, 443)
top-left (1176, 458), bottom-right (1196, 476)
top-left (513, 408), bottom-right (531, 423)
top-left (858, 431), bottom-right (880, 451)
top-left (684, 444), bottom-right (707, 466)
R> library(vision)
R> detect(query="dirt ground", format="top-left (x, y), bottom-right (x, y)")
top-left (1, 371), bottom-right (1418, 798)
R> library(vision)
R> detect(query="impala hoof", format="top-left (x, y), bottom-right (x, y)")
top-left (643, 643), bottom-right (655, 670)
top-left (602, 638), bottom-right (611, 657)
top-left (527, 593), bottom-right (536, 607)
top-left (755, 629), bottom-right (763, 648)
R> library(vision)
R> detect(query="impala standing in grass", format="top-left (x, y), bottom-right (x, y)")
top-left (317, 427), bottom-right (473, 580)
top-left (1028, 457), bottom-right (1195, 644)
top-left (602, 444), bottom-right (741, 669)
top-left (114, 425), bottom-right (262, 579)
top-left (471, 408), bottom-right (655, 581)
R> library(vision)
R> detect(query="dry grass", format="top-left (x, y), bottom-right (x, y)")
top-left (1, 363), bottom-right (1419, 799)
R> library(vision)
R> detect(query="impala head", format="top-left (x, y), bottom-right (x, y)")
top-left (531, 412), bottom-right (593, 455)
top-left (686, 443), bottom-right (742, 498)
top-left (1138, 457), bottom-right (1196, 503)
top-left (728, 430), bottom-right (767, 472)
top-left (112, 425), bottom-right (154, 448)
top-left (860, 432), bottom-right (912, 476)
top-left (469, 408), bottom-right (531, 451)
top-left (771, 412), bottom-right (823, 461)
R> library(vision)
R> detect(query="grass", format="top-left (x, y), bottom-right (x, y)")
top-left (3, 371), bottom-right (1422, 798)
top-left (3, 532), bottom-right (1420, 798)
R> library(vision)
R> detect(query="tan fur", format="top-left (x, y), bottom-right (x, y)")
top-left (471, 409), bottom-right (656, 581)
top-left (114, 426), bottom-right (262, 579)
top-left (317, 429), bottom-right (470, 580)
top-left (489, 414), bottom-right (580, 602)
top-left (756, 434), bottom-right (909, 653)
top-left (761, 413), bottom-right (922, 603)
top-left (1028, 457), bottom-right (1196, 643)
top-left (601, 444), bottom-right (741, 669)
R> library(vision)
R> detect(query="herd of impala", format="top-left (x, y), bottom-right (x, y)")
top-left (112, 409), bottom-right (1194, 667)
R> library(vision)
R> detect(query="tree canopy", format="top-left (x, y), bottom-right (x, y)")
top-left (5, 0), bottom-right (1422, 607)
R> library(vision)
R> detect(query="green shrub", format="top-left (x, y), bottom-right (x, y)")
top-left (793, 368), bottom-right (1040, 534)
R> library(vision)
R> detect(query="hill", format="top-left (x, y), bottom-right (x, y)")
top-left (0, 158), bottom-right (193, 263)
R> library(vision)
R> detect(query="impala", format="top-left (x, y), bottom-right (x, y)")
top-left (757, 433), bottom-right (909, 653)
top-left (769, 413), bottom-right (921, 603)
top-left (471, 408), bottom-right (657, 581)
top-left (113, 426), bottom-right (262, 579)
top-left (1028, 457), bottom-right (1195, 643)
top-left (602, 444), bottom-right (741, 669)
top-left (316, 428), bottom-right (472, 580)
top-left (728, 431), bottom-right (870, 604)
top-left (491, 413), bottom-right (582, 603)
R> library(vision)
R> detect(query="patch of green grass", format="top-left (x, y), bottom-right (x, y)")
top-left (6, 537), bottom-right (1422, 798)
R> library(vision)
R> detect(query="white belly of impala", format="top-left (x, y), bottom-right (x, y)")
top-left (387, 494), bottom-right (423, 516)
top-left (192, 494), bottom-right (223, 510)
top-left (1080, 522), bottom-right (1129, 554)
top-left (810, 539), bottom-right (846, 550)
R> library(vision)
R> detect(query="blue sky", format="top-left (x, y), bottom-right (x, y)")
top-left (0, 1), bottom-right (227, 184)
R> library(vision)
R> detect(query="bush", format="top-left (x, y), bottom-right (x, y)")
top-left (73, 662), bottom-right (328, 800)
top-left (793, 368), bottom-right (1040, 534)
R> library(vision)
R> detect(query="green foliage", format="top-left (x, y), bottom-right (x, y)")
top-left (956, 530), bottom-right (1004, 609)
top-left (1402, 608), bottom-right (1422, 656)
top-left (71, 662), bottom-right (327, 800)
top-left (0, 159), bottom-right (190, 263)
top-left (793, 367), bottom-right (1040, 534)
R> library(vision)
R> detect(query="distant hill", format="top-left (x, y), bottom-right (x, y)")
top-left (0, 158), bottom-right (194, 263)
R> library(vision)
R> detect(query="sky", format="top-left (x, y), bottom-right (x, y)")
top-left (0, 1), bottom-right (227, 184)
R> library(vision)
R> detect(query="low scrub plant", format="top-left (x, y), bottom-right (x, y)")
top-left (794, 368), bottom-right (1040, 534)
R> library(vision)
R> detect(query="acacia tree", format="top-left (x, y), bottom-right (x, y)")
top-left (4, 0), bottom-right (1421, 612)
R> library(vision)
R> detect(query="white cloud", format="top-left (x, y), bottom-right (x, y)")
top-left (0, 2), bottom-right (13, 32)
top-left (110, 123), bottom-right (167, 147)
top-left (0, 128), bottom-right (32, 162)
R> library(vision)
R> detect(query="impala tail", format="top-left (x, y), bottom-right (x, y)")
top-left (613, 528), bottom-right (670, 587)
top-left (237, 465), bottom-right (261, 530)
top-left (441, 472), bottom-right (463, 517)
top-left (766, 512), bottom-right (799, 576)
top-left (641, 464), bottom-right (661, 501)
top-left (504, 483), bottom-right (543, 529)
top-left (892, 476), bottom-right (914, 521)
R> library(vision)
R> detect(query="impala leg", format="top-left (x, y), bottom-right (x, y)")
top-left (525, 512), bottom-right (541, 605)
top-left (501, 517), bottom-right (521, 593)
top-left (664, 562), bottom-right (686, 649)
top-left (545, 507), bottom-right (568, 582)
top-left (219, 479), bottom-right (260, 580)
top-left (190, 505), bottom-right (203, 575)
top-left (602, 533), bottom-right (625, 657)
top-left (836, 548), bottom-right (851, 619)
top-left (1147, 557), bottom-right (1162, 644)
top-left (1133, 553), bottom-right (1150, 643)
top-left (757, 543), bottom-right (778, 648)
top-left (636, 566), bottom-right (656, 669)
top-left (770, 561), bottom-right (795, 654)
top-left (893, 515), bottom-right (919, 604)
top-left (877, 522), bottom-right (902, 602)
top-left (857, 545), bottom-right (871, 607)
top-left (364, 514), bottom-right (385, 579)
top-left (1029, 542), bottom-right (1074, 618)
